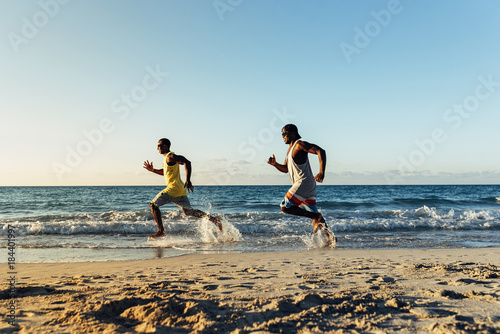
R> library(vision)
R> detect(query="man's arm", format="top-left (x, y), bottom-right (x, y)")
top-left (143, 160), bottom-right (164, 175)
top-left (169, 154), bottom-right (194, 192)
top-left (267, 154), bottom-right (288, 173)
top-left (296, 141), bottom-right (327, 183)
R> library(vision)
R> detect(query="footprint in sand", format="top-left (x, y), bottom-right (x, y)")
top-left (229, 283), bottom-right (255, 289)
top-left (202, 284), bottom-right (219, 291)
top-left (455, 278), bottom-right (490, 285)
top-left (409, 307), bottom-right (456, 318)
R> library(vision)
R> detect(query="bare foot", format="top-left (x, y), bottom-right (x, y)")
top-left (210, 216), bottom-right (223, 232)
top-left (314, 215), bottom-right (337, 248)
top-left (313, 214), bottom-right (326, 233)
top-left (312, 214), bottom-right (323, 233)
top-left (149, 231), bottom-right (166, 239)
top-left (322, 228), bottom-right (337, 248)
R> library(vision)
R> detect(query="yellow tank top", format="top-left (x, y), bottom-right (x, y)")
top-left (163, 152), bottom-right (187, 197)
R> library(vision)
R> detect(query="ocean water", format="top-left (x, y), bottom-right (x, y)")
top-left (1, 185), bottom-right (499, 263)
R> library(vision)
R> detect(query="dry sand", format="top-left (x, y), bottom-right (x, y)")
top-left (2, 248), bottom-right (500, 333)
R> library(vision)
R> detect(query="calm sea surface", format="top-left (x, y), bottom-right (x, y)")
top-left (1, 185), bottom-right (499, 262)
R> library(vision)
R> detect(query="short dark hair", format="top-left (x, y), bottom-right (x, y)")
top-left (283, 124), bottom-right (301, 139)
top-left (159, 138), bottom-right (171, 148)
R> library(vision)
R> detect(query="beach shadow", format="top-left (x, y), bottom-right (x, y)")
top-left (0, 286), bottom-right (77, 299)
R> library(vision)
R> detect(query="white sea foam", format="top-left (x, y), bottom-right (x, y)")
top-left (3, 220), bottom-right (153, 236)
top-left (2, 203), bottom-right (499, 242)
top-left (414, 205), bottom-right (440, 219)
top-left (459, 209), bottom-right (494, 221)
top-left (146, 235), bottom-right (197, 247)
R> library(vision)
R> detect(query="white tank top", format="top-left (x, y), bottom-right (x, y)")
top-left (286, 141), bottom-right (317, 198)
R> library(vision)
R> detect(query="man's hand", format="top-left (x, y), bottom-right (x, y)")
top-left (184, 181), bottom-right (194, 193)
top-left (143, 160), bottom-right (154, 172)
top-left (268, 154), bottom-right (288, 173)
top-left (267, 154), bottom-right (276, 166)
top-left (314, 172), bottom-right (325, 183)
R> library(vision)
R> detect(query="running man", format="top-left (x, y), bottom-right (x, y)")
top-left (267, 124), bottom-right (334, 247)
top-left (144, 138), bottom-right (222, 239)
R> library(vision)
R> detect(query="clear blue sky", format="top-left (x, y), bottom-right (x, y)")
top-left (1, 0), bottom-right (499, 186)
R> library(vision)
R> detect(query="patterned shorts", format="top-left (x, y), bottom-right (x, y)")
top-left (280, 191), bottom-right (318, 213)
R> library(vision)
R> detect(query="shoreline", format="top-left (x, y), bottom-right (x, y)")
top-left (8, 243), bottom-right (500, 264)
top-left (2, 247), bottom-right (500, 333)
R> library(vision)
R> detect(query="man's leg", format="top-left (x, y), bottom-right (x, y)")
top-left (149, 202), bottom-right (166, 238)
top-left (281, 205), bottom-right (324, 233)
top-left (174, 196), bottom-right (222, 232)
top-left (149, 191), bottom-right (169, 239)
top-left (182, 208), bottom-right (222, 232)
top-left (281, 205), bottom-right (320, 220)
top-left (281, 196), bottom-right (333, 246)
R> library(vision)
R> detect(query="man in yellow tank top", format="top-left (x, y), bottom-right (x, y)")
top-left (144, 138), bottom-right (222, 239)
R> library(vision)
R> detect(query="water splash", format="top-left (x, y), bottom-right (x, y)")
top-left (197, 216), bottom-right (242, 243)
top-left (301, 229), bottom-right (337, 249)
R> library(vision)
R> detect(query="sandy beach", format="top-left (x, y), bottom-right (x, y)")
top-left (2, 247), bottom-right (500, 333)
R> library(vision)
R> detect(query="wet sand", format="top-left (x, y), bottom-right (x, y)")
top-left (2, 247), bottom-right (500, 333)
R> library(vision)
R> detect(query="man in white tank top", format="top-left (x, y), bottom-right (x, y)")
top-left (268, 124), bottom-right (335, 247)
